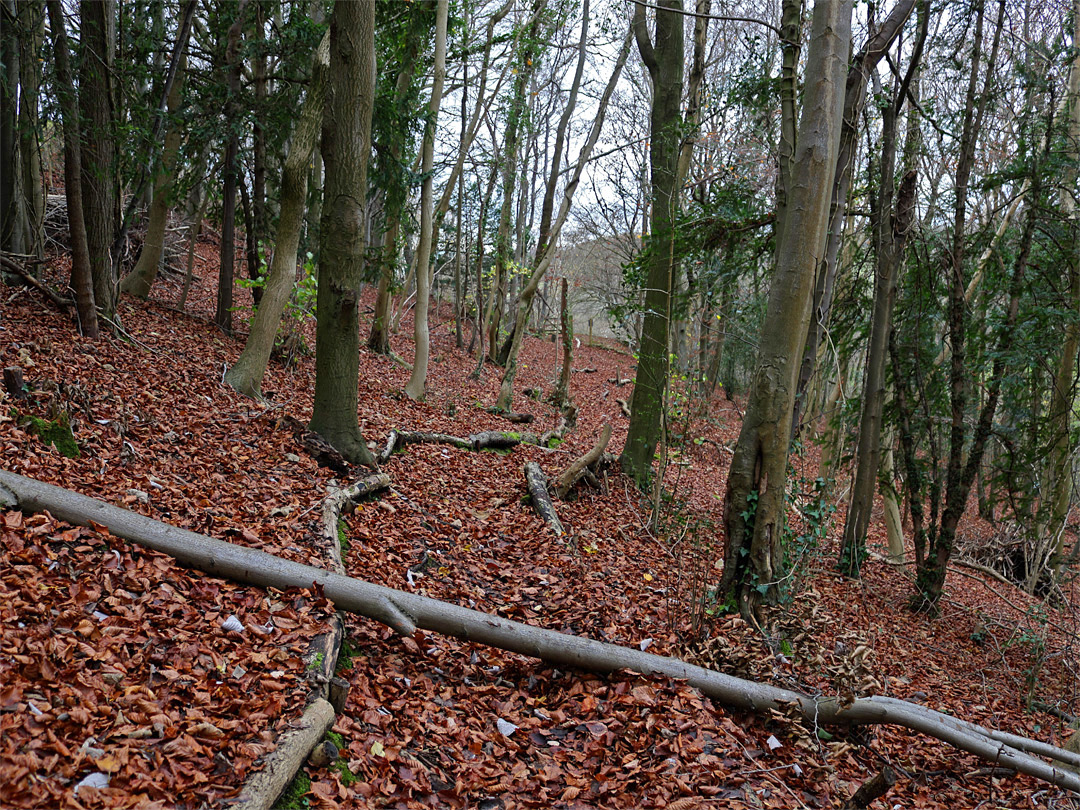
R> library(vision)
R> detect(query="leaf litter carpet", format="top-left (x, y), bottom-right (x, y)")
top-left (1, 257), bottom-right (1078, 809)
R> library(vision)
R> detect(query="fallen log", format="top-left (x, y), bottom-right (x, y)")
top-left (2, 254), bottom-right (74, 311)
top-left (843, 766), bottom-right (897, 809)
top-left (379, 429), bottom-right (472, 462)
top-left (1, 470), bottom-right (1077, 795)
top-left (234, 698), bottom-right (335, 810)
top-left (486, 407), bottom-right (535, 424)
top-left (555, 423), bottom-right (612, 499)
top-left (615, 398), bottom-right (631, 417)
top-left (523, 462), bottom-right (563, 536)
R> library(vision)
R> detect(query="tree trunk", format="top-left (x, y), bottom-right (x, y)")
top-left (620, 0), bottom-right (684, 488)
top-left (225, 33), bottom-right (330, 400)
top-left (79, 0), bottom-right (119, 324)
top-left (1043, 0), bottom-right (1080, 585)
top-left (309, 0), bottom-right (377, 468)
top-left (720, 0), bottom-right (852, 620)
top-left (17, 0), bottom-right (45, 261)
top-left (45, 0), bottom-right (98, 340)
top-left (839, 34), bottom-right (924, 574)
top-left (495, 26), bottom-right (632, 411)
top-left (486, 5), bottom-right (545, 363)
top-left (791, 0), bottom-right (918, 438)
top-left (914, 0), bottom-right (1006, 611)
top-left (215, 0), bottom-right (248, 335)
top-left (1, 0), bottom-right (22, 254)
top-left (121, 52), bottom-right (187, 300)
top-left (404, 0), bottom-right (449, 401)
top-left (2, 469), bottom-right (1077, 795)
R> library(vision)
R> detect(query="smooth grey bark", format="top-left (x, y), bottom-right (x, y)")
top-left (1, 468), bottom-right (1077, 794)
top-left (225, 33), bottom-right (330, 400)
top-left (790, 0), bottom-right (919, 438)
top-left (309, 0), bottom-right (377, 468)
top-left (721, 0), bottom-right (852, 620)
top-left (620, 0), bottom-right (684, 488)
top-left (404, 0), bottom-right (449, 401)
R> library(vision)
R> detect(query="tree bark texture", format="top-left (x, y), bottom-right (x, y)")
top-left (721, 0), bottom-right (852, 619)
top-left (45, 0), bottom-right (98, 339)
top-left (309, 0), bottom-right (377, 468)
top-left (78, 0), bottom-right (119, 323)
top-left (2, 469), bottom-right (1077, 794)
top-left (225, 33), bottom-right (330, 399)
top-left (620, 0), bottom-right (684, 488)
top-left (214, 0), bottom-right (248, 335)
top-left (524, 462), bottom-right (564, 535)
top-left (122, 53), bottom-right (187, 300)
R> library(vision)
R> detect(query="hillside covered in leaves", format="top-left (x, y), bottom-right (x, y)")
top-left (1, 247), bottom-right (1078, 810)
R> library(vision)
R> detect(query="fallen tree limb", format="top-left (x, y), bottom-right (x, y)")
top-left (555, 423), bottom-right (612, 499)
top-left (615, 398), bottom-right (630, 417)
top-left (524, 462), bottom-right (563, 536)
top-left (843, 766), bottom-right (896, 809)
top-left (379, 428), bottom-right (542, 463)
top-left (1, 470), bottom-right (1077, 794)
top-left (234, 698), bottom-right (335, 810)
top-left (2, 255), bottom-right (74, 311)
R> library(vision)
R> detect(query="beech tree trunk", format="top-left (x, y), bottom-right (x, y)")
top-left (309, 0), bottom-right (377, 468)
top-left (721, 0), bottom-right (852, 620)
top-left (790, 0), bottom-right (918, 438)
top-left (225, 33), bottom-right (330, 400)
top-left (405, 0), bottom-right (449, 401)
top-left (2, 469), bottom-right (1077, 794)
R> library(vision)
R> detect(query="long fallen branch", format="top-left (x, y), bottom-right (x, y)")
top-left (0, 470), bottom-right (1076, 794)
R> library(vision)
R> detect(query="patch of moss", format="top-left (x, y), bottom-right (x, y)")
top-left (325, 731), bottom-right (344, 749)
top-left (307, 651), bottom-right (325, 672)
top-left (333, 758), bottom-right (359, 786)
top-left (22, 413), bottom-right (79, 458)
top-left (276, 772), bottom-right (311, 809)
top-left (336, 518), bottom-right (349, 553)
top-left (335, 638), bottom-right (357, 673)
top-left (546, 437), bottom-right (563, 449)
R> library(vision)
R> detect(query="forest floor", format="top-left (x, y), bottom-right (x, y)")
top-left (1, 239), bottom-right (1078, 810)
